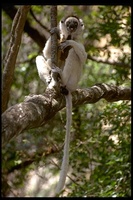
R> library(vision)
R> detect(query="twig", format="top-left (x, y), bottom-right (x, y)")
top-left (30, 8), bottom-right (50, 32)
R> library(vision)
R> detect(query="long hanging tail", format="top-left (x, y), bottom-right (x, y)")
top-left (56, 92), bottom-right (72, 194)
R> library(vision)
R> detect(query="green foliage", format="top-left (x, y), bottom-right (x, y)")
top-left (68, 101), bottom-right (131, 197)
top-left (2, 5), bottom-right (131, 197)
top-left (83, 5), bottom-right (131, 86)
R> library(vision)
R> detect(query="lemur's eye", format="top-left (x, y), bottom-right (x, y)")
top-left (66, 21), bottom-right (70, 27)
top-left (74, 22), bottom-right (78, 26)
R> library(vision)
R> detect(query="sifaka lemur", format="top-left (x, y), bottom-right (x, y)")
top-left (36, 15), bottom-right (87, 195)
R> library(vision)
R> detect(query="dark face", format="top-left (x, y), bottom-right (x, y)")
top-left (65, 18), bottom-right (78, 33)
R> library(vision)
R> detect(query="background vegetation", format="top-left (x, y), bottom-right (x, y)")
top-left (2, 5), bottom-right (131, 197)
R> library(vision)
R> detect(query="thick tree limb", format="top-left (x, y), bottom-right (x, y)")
top-left (2, 84), bottom-right (131, 147)
top-left (2, 6), bottom-right (31, 113)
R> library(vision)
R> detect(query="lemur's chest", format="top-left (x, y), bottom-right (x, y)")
top-left (58, 34), bottom-right (72, 61)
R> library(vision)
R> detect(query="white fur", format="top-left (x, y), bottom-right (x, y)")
top-left (35, 16), bottom-right (87, 195)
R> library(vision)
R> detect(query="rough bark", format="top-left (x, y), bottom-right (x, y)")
top-left (2, 84), bottom-right (131, 147)
top-left (2, 6), bottom-right (31, 113)
top-left (50, 6), bottom-right (60, 90)
top-left (51, 6), bottom-right (58, 65)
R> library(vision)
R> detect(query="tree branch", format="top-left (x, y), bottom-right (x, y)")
top-left (3, 5), bottom-right (130, 70)
top-left (2, 6), bottom-right (31, 113)
top-left (87, 54), bottom-right (131, 69)
top-left (49, 6), bottom-right (59, 90)
top-left (51, 6), bottom-right (58, 65)
top-left (7, 144), bottom-right (60, 174)
top-left (2, 5), bottom-right (47, 49)
top-left (30, 8), bottom-right (49, 32)
top-left (2, 84), bottom-right (131, 147)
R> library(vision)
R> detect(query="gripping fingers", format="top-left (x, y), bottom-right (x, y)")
top-left (50, 27), bottom-right (60, 39)
top-left (59, 41), bottom-right (70, 51)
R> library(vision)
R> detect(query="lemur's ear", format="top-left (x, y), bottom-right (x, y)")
top-left (60, 17), bottom-right (66, 23)
top-left (79, 18), bottom-right (84, 29)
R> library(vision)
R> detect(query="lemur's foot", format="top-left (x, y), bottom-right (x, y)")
top-left (46, 76), bottom-right (52, 85)
top-left (60, 85), bottom-right (69, 95)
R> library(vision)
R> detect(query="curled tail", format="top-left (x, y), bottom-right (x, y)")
top-left (56, 92), bottom-right (72, 194)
